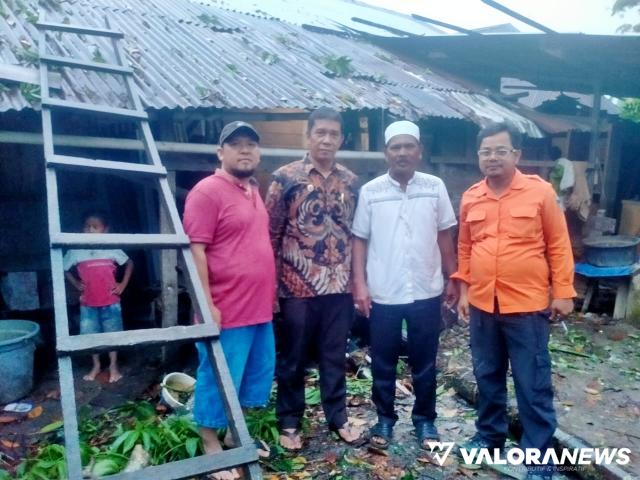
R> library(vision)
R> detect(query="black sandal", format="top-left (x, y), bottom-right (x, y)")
top-left (368, 422), bottom-right (393, 450)
top-left (328, 424), bottom-right (367, 447)
top-left (415, 421), bottom-right (440, 450)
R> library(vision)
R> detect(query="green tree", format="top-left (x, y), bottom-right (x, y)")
top-left (612, 0), bottom-right (640, 33)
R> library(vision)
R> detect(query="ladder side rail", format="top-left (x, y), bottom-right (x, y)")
top-left (39, 16), bottom-right (84, 480)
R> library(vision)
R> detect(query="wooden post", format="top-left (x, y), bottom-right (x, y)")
top-left (587, 80), bottom-right (602, 198)
top-left (161, 172), bottom-right (178, 363)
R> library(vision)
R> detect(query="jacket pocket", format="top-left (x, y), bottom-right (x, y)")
top-left (466, 209), bottom-right (487, 241)
top-left (507, 206), bottom-right (540, 238)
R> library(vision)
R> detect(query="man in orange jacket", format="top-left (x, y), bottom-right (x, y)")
top-left (453, 122), bottom-right (575, 480)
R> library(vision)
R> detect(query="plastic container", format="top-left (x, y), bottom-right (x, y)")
top-left (582, 235), bottom-right (640, 267)
top-left (160, 372), bottom-right (195, 412)
top-left (0, 320), bottom-right (40, 403)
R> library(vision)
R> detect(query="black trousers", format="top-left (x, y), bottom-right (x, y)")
top-left (276, 293), bottom-right (353, 430)
top-left (470, 305), bottom-right (557, 470)
top-left (369, 296), bottom-right (441, 426)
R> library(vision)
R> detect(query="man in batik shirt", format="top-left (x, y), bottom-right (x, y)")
top-left (266, 107), bottom-right (362, 450)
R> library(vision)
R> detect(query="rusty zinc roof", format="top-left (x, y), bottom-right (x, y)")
top-left (0, 0), bottom-right (543, 136)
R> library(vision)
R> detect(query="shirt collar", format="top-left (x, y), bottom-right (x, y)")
top-left (215, 168), bottom-right (257, 190)
top-left (386, 171), bottom-right (416, 188)
top-left (303, 153), bottom-right (338, 176)
top-left (474, 168), bottom-right (525, 197)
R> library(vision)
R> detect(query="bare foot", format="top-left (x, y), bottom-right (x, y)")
top-left (83, 367), bottom-right (100, 381)
top-left (279, 428), bottom-right (303, 451)
top-left (224, 433), bottom-right (270, 458)
top-left (108, 367), bottom-right (123, 383)
top-left (336, 423), bottom-right (363, 443)
top-left (202, 427), bottom-right (239, 480)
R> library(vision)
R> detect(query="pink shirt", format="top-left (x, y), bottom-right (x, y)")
top-left (183, 170), bottom-right (276, 329)
top-left (63, 249), bottom-right (129, 307)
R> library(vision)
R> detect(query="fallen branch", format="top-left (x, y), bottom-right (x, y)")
top-left (548, 346), bottom-right (592, 358)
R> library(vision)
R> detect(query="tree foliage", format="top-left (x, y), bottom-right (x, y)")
top-left (612, 0), bottom-right (640, 33)
top-left (620, 98), bottom-right (640, 123)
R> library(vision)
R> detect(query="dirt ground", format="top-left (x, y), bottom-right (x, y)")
top-left (1, 315), bottom-right (637, 479)
top-left (0, 350), bottom-right (164, 465)
top-left (439, 314), bottom-right (640, 479)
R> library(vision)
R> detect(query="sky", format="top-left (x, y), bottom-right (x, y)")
top-left (360, 0), bottom-right (639, 34)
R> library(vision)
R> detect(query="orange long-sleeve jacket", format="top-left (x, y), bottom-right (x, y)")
top-left (452, 170), bottom-right (576, 314)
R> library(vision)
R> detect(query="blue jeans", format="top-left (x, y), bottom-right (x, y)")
top-left (470, 306), bottom-right (556, 475)
top-left (194, 322), bottom-right (275, 429)
top-left (80, 303), bottom-right (123, 334)
top-left (369, 296), bottom-right (441, 426)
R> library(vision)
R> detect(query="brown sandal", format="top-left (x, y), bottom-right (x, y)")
top-left (279, 429), bottom-right (303, 451)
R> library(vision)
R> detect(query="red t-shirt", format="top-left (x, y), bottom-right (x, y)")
top-left (183, 170), bottom-right (276, 329)
top-left (63, 249), bottom-right (129, 307)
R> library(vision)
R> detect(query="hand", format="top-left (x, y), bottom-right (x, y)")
top-left (457, 293), bottom-right (470, 325)
top-left (443, 279), bottom-right (459, 309)
top-left (76, 281), bottom-right (85, 292)
top-left (353, 280), bottom-right (372, 318)
top-left (210, 303), bottom-right (222, 328)
top-left (112, 282), bottom-right (125, 295)
top-left (549, 298), bottom-right (573, 322)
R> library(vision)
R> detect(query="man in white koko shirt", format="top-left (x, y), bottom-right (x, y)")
top-left (351, 120), bottom-right (458, 451)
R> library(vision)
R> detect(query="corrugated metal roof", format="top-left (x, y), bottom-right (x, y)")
top-left (501, 78), bottom-right (620, 115)
top-left (197, 0), bottom-right (446, 37)
top-left (0, 0), bottom-right (542, 136)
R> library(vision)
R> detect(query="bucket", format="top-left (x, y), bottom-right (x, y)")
top-left (0, 320), bottom-right (40, 404)
top-left (582, 235), bottom-right (640, 267)
top-left (160, 372), bottom-right (195, 413)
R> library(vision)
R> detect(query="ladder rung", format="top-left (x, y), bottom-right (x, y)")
top-left (36, 21), bottom-right (125, 38)
top-left (57, 324), bottom-right (219, 355)
top-left (40, 54), bottom-right (133, 75)
top-left (50, 233), bottom-right (190, 249)
top-left (41, 98), bottom-right (147, 120)
top-left (48, 155), bottom-right (167, 177)
top-left (104, 445), bottom-right (258, 480)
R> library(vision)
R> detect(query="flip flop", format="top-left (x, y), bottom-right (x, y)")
top-left (279, 429), bottom-right (303, 451)
top-left (367, 422), bottom-right (393, 450)
top-left (329, 424), bottom-right (367, 447)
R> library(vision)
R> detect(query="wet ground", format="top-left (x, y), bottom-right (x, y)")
top-left (1, 315), bottom-right (637, 479)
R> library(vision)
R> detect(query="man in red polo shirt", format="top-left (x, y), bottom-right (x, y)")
top-left (184, 121), bottom-right (275, 480)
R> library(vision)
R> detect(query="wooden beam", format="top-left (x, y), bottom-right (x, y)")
top-left (42, 98), bottom-right (148, 120)
top-left (40, 54), bottom-right (133, 75)
top-left (0, 130), bottom-right (385, 160)
top-left (0, 64), bottom-right (62, 89)
top-left (36, 21), bottom-right (124, 38)
top-left (57, 324), bottom-right (219, 355)
top-left (50, 233), bottom-right (190, 248)
top-left (106, 446), bottom-right (258, 480)
top-left (48, 154), bottom-right (167, 177)
top-left (160, 172), bottom-right (178, 363)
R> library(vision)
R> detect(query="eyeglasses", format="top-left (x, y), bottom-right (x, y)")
top-left (477, 148), bottom-right (517, 159)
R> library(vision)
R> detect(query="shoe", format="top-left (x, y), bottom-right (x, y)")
top-left (456, 433), bottom-right (503, 454)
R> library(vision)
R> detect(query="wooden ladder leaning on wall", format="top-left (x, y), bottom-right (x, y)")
top-left (36, 13), bottom-right (262, 480)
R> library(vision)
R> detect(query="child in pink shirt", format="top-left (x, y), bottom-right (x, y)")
top-left (63, 212), bottom-right (133, 383)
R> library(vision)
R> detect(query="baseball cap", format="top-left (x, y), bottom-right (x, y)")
top-left (219, 121), bottom-right (260, 145)
top-left (384, 120), bottom-right (420, 145)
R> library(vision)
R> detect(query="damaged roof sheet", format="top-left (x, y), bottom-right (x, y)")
top-left (0, 0), bottom-right (542, 136)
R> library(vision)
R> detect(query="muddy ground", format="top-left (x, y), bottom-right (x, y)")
top-left (1, 315), bottom-right (638, 479)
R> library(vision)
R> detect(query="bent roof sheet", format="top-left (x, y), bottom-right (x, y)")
top-left (0, 0), bottom-right (542, 136)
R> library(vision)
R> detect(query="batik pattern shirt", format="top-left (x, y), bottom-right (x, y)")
top-left (266, 155), bottom-right (358, 298)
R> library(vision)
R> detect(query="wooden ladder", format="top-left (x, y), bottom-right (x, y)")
top-left (36, 16), bottom-right (262, 480)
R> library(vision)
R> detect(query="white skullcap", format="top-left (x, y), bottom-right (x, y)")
top-left (384, 120), bottom-right (420, 145)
